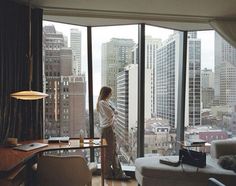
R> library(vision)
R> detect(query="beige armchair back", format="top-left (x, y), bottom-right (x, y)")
top-left (37, 155), bottom-right (92, 186)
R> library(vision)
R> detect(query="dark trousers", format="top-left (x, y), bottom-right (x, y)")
top-left (101, 125), bottom-right (123, 178)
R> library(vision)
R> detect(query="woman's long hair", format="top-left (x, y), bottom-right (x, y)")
top-left (96, 86), bottom-right (112, 112)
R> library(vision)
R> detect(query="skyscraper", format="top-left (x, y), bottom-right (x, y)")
top-left (201, 68), bottom-right (214, 89)
top-left (70, 28), bottom-right (82, 75)
top-left (185, 32), bottom-right (201, 126)
top-left (101, 38), bottom-right (135, 104)
top-left (43, 25), bottom-right (65, 137)
top-left (201, 68), bottom-right (214, 108)
top-left (155, 32), bottom-right (201, 128)
top-left (116, 64), bottom-right (151, 162)
top-left (145, 36), bottom-right (161, 116)
top-left (155, 33), bottom-right (181, 128)
top-left (132, 36), bottom-right (161, 115)
top-left (43, 25), bottom-right (86, 138)
top-left (215, 32), bottom-right (236, 105)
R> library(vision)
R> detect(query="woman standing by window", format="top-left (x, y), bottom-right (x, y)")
top-left (97, 86), bottom-right (131, 180)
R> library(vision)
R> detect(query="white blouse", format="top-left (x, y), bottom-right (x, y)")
top-left (98, 100), bottom-right (117, 129)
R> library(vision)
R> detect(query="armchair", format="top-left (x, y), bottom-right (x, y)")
top-left (37, 155), bottom-right (92, 186)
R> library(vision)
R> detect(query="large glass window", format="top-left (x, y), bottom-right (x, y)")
top-left (92, 25), bottom-right (138, 166)
top-left (144, 25), bottom-right (184, 156)
top-left (185, 30), bottom-right (236, 152)
top-left (42, 21), bottom-right (88, 139)
top-left (42, 21), bottom-right (235, 166)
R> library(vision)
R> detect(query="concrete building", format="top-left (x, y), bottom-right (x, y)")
top-left (214, 32), bottom-right (236, 102)
top-left (70, 28), bottom-right (82, 75)
top-left (60, 48), bottom-right (73, 76)
top-left (116, 64), bottom-right (152, 161)
top-left (101, 38), bottom-right (135, 105)
top-left (201, 68), bottom-right (214, 89)
top-left (185, 32), bottom-right (201, 126)
top-left (44, 25), bottom-right (86, 138)
top-left (132, 36), bottom-right (161, 116)
top-left (155, 32), bottom-right (201, 128)
top-left (202, 88), bottom-right (214, 108)
top-left (155, 32), bottom-right (183, 129)
top-left (43, 25), bottom-right (65, 137)
top-left (219, 61), bottom-right (236, 105)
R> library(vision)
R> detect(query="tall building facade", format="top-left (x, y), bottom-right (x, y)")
top-left (155, 33), bottom-right (181, 128)
top-left (215, 32), bottom-right (236, 105)
top-left (101, 38), bottom-right (135, 104)
top-left (116, 64), bottom-right (151, 162)
top-left (219, 62), bottom-right (236, 105)
top-left (201, 68), bottom-right (214, 108)
top-left (185, 32), bottom-right (201, 126)
top-left (155, 32), bottom-right (201, 128)
top-left (43, 25), bottom-right (86, 138)
top-left (70, 29), bottom-right (82, 75)
top-left (201, 68), bottom-right (214, 89)
top-left (43, 25), bottom-right (64, 137)
top-left (132, 36), bottom-right (161, 116)
top-left (145, 36), bottom-right (161, 116)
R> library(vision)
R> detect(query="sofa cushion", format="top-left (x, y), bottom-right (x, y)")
top-left (210, 139), bottom-right (236, 159)
top-left (135, 155), bottom-right (236, 184)
top-left (218, 155), bottom-right (236, 172)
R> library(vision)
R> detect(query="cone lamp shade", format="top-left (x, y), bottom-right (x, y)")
top-left (11, 0), bottom-right (48, 100)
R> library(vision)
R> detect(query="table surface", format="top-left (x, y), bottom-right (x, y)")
top-left (0, 138), bottom-right (107, 178)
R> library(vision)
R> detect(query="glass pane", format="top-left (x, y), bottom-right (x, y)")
top-left (144, 25), bottom-right (183, 156)
top-left (42, 21), bottom-right (88, 139)
top-left (92, 25), bottom-right (138, 166)
top-left (185, 30), bottom-right (235, 153)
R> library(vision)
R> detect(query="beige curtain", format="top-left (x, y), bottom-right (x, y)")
top-left (210, 20), bottom-right (236, 48)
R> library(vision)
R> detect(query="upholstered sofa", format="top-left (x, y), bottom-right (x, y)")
top-left (135, 139), bottom-right (236, 186)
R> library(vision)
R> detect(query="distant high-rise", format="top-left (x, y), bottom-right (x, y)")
top-left (145, 36), bottom-right (161, 69)
top-left (60, 75), bottom-right (86, 137)
top-left (155, 33), bottom-right (181, 128)
top-left (101, 38), bottom-right (135, 104)
top-left (43, 25), bottom-right (86, 138)
top-left (185, 32), bottom-right (201, 126)
top-left (60, 48), bottom-right (73, 76)
top-left (116, 64), bottom-right (151, 161)
top-left (202, 88), bottom-right (214, 108)
top-left (201, 68), bottom-right (214, 109)
top-left (132, 36), bottom-right (161, 116)
top-left (43, 25), bottom-right (64, 137)
top-left (214, 32), bottom-right (236, 105)
top-left (219, 61), bottom-right (236, 105)
top-left (155, 32), bottom-right (201, 128)
top-left (70, 29), bottom-right (81, 75)
top-left (201, 68), bottom-right (214, 89)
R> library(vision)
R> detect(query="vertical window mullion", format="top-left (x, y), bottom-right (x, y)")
top-left (137, 23), bottom-right (145, 158)
top-left (176, 31), bottom-right (188, 150)
top-left (87, 26), bottom-right (94, 162)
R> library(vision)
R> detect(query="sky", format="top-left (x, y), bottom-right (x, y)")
top-left (43, 21), bottom-right (215, 97)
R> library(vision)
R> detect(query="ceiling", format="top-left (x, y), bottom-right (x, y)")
top-left (16, 0), bottom-right (236, 30)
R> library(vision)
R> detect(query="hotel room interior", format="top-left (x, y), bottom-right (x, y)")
top-left (0, 0), bottom-right (236, 185)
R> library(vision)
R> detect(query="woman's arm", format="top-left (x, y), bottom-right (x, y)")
top-left (99, 100), bottom-right (114, 118)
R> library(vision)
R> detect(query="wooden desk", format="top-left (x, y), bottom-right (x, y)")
top-left (0, 138), bottom-right (107, 186)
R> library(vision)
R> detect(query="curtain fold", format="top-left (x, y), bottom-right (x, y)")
top-left (210, 20), bottom-right (236, 48)
top-left (0, 0), bottom-right (43, 144)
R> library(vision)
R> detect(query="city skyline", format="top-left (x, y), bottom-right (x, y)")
top-left (42, 21), bottom-right (236, 162)
top-left (43, 21), bottom-right (215, 97)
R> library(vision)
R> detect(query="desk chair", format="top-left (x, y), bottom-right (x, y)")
top-left (37, 155), bottom-right (92, 186)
